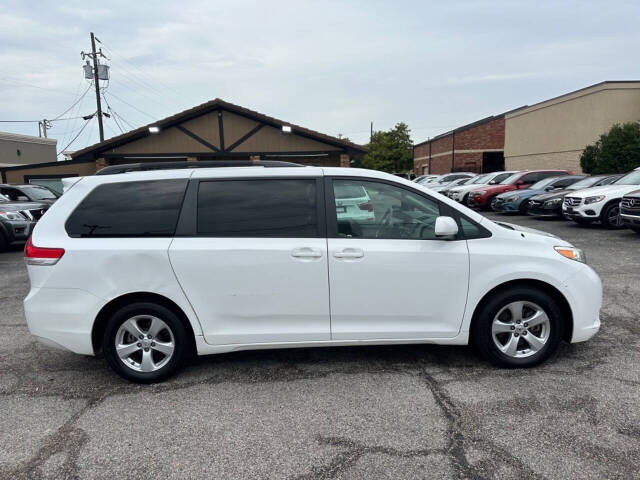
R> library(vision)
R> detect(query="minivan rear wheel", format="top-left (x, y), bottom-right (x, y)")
top-left (472, 287), bottom-right (564, 368)
top-left (103, 302), bottom-right (188, 383)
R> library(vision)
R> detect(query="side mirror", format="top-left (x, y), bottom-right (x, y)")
top-left (435, 216), bottom-right (459, 239)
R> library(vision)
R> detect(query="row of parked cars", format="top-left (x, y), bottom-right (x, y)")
top-left (414, 167), bottom-right (640, 232)
top-left (0, 184), bottom-right (59, 251)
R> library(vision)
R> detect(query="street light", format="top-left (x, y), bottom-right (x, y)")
top-left (148, 126), bottom-right (160, 134)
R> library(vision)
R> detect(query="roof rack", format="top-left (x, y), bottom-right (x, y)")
top-left (95, 160), bottom-right (303, 176)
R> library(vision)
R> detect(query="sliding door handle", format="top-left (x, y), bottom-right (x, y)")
top-left (333, 248), bottom-right (364, 259)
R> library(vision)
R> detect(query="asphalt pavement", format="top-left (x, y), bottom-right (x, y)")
top-left (0, 212), bottom-right (639, 479)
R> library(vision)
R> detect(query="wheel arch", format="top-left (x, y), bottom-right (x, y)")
top-left (92, 292), bottom-right (197, 356)
top-left (469, 279), bottom-right (573, 342)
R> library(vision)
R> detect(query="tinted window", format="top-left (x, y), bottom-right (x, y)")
top-left (519, 173), bottom-right (539, 184)
top-left (332, 179), bottom-right (441, 240)
top-left (66, 180), bottom-right (187, 237)
top-left (460, 217), bottom-right (491, 239)
top-left (197, 179), bottom-right (318, 237)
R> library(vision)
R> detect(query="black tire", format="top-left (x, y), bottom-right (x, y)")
top-left (573, 218), bottom-right (592, 226)
top-left (631, 227), bottom-right (640, 234)
top-left (0, 232), bottom-right (7, 253)
top-left (103, 302), bottom-right (189, 383)
top-left (462, 193), bottom-right (469, 205)
top-left (471, 287), bottom-right (564, 368)
top-left (486, 196), bottom-right (498, 211)
top-left (518, 200), bottom-right (530, 214)
top-left (600, 201), bottom-right (624, 229)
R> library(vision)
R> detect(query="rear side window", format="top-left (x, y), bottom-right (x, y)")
top-left (66, 180), bottom-right (188, 237)
top-left (197, 179), bottom-right (318, 237)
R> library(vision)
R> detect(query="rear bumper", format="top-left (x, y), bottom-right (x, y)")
top-left (24, 286), bottom-right (104, 355)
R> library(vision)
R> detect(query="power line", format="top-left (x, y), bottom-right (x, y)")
top-left (105, 91), bottom-right (157, 121)
top-left (56, 118), bottom-right (93, 155)
top-left (101, 93), bottom-right (125, 134)
top-left (51, 84), bottom-right (93, 120)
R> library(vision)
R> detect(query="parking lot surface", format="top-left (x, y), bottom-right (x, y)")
top-left (1, 213), bottom-right (639, 479)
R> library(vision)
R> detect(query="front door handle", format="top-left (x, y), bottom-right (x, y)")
top-left (291, 247), bottom-right (323, 259)
top-left (333, 248), bottom-right (364, 259)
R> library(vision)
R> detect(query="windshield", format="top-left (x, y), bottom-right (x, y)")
top-left (490, 172), bottom-right (515, 184)
top-left (499, 172), bottom-right (522, 185)
top-left (19, 186), bottom-right (58, 200)
top-left (614, 169), bottom-right (640, 185)
top-left (567, 176), bottom-right (603, 190)
top-left (530, 176), bottom-right (561, 190)
top-left (470, 174), bottom-right (489, 184)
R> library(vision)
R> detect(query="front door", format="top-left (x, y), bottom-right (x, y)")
top-left (169, 176), bottom-right (330, 345)
top-left (326, 177), bottom-right (469, 340)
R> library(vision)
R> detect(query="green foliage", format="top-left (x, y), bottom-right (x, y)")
top-left (580, 122), bottom-right (640, 174)
top-left (362, 123), bottom-right (413, 173)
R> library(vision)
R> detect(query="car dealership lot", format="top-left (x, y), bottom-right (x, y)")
top-left (0, 214), bottom-right (639, 479)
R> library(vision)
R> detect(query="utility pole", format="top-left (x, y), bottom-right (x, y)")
top-left (38, 119), bottom-right (51, 138)
top-left (370, 121), bottom-right (373, 141)
top-left (90, 33), bottom-right (104, 142)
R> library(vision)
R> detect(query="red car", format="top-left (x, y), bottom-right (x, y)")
top-left (467, 170), bottom-right (572, 210)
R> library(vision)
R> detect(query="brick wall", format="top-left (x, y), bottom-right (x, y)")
top-left (413, 115), bottom-right (506, 174)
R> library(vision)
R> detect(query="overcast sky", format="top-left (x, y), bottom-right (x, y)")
top-left (1, 0), bottom-right (639, 156)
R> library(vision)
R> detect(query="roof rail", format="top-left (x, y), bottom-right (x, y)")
top-left (95, 160), bottom-right (303, 176)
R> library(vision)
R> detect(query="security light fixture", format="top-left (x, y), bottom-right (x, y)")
top-left (282, 125), bottom-right (292, 133)
top-left (149, 126), bottom-right (160, 134)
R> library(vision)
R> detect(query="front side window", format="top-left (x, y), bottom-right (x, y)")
top-left (66, 179), bottom-right (188, 237)
top-left (197, 179), bottom-right (318, 237)
top-left (332, 179), bottom-right (441, 239)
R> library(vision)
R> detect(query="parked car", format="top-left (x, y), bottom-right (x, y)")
top-left (492, 175), bottom-right (586, 213)
top-left (448, 171), bottom-right (520, 203)
top-left (416, 175), bottom-right (442, 186)
top-left (527, 175), bottom-right (622, 218)
top-left (0, 184), bottom-right (60, 205)
top-left (334, 182), bottom-right (375, 225)
top-left (0, 193), bottom-right (49, 252)
top-left (562, 167), bottom-right (640, 228)
top-left (431, 176), bottom-right (475, 194)
top-left (468, 170), bottom-right (572, 210)
top-left (24, 161), bottom-right (602, 383)
top-left (413, 174), bottom-right (439, 183)
top-left (620, 189), bottom-right (640, 233)
top-left (424, 172), bottom-right (476, 189)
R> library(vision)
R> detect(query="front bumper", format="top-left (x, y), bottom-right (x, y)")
top-left (562, 265), bottom-right (602, 343)
top-left (621, 213), bottom-right (640, 228)
top-left (1, 219), bottom-right (36, 243)
top-left (562, 202), bottom-right (603, 220)
top-left (468, 195), bottom-right (488, 208)
top-left (527, 201), bottom-right (562, 217)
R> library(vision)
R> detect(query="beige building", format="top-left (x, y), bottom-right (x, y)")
top-left (505, 81), bottom-right (640, 173)
top-left (0, 98), bottom-right (365, 188)
top-left (0, 131), bottom-right (57, 167)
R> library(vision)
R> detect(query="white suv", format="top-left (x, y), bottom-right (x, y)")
top-left (24, 162), bottom-right (602, 382)
top-left (562, 167), bottom-right (640, 228)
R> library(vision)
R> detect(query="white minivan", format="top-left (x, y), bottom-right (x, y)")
top-left (24, 162), bottom-right (602, 383)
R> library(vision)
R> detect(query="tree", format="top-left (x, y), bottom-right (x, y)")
top-left (580, 122), bottom-right (640, 174)
top-left (362, 123), bottom-right (413, 173)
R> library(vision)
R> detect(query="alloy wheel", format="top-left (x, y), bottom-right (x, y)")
top-left (491, 301), bottom-right (550, 358)
top-left (115, 315), bottom-right (175, 372)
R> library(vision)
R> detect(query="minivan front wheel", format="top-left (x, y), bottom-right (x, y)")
top-left (472, 288), bottom-right (563, 368)
top-left (104, 302), bottom-right (188, 383)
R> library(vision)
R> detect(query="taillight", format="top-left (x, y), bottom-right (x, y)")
top-left (24, 237), bottom-right (65, 265)
top-left (358, 202), bottom-right (374, 212)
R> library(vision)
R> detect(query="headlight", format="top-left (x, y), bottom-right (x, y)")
top-left (0, 211), bottom-right (26, 221)
top-left (511, 196), bottom-right (519, 202)
top-left (544, 198), bottom-right (562, 207)
top-left (585, 195), bottom-right (605, 205)
top-left (554, 246), bottom-right (586, 263)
